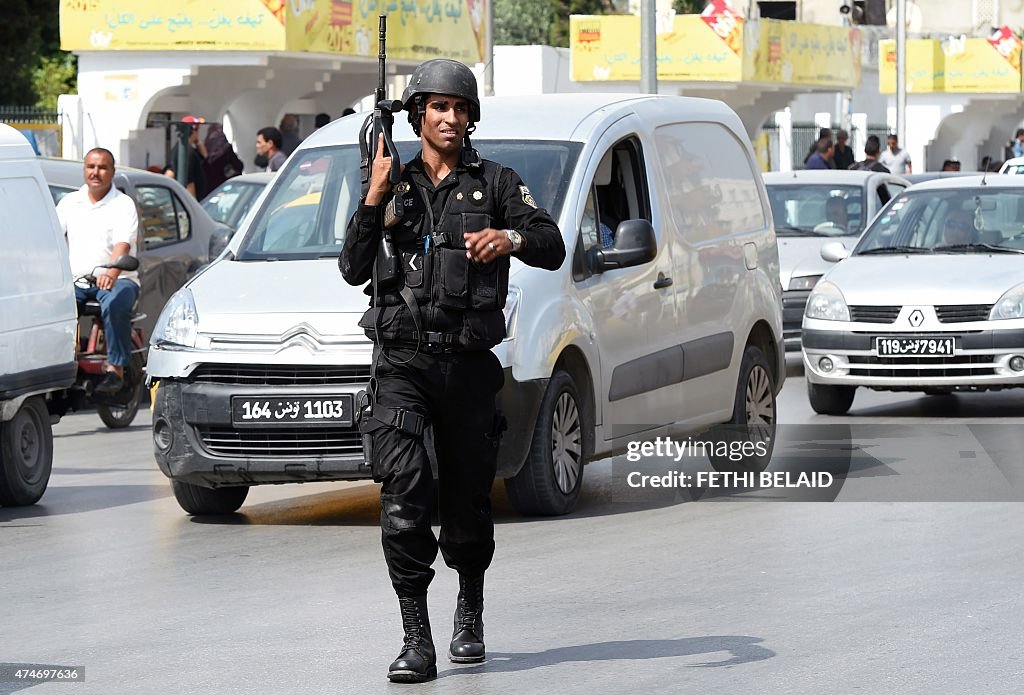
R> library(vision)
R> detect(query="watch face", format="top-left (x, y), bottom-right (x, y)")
top-left (511, 231), bottom-right (523, 245)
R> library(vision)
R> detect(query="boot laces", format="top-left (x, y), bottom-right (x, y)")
top-left (456, 579), bottom-right (484, 633)
top-left (399, 599), bottom-right (426, 649)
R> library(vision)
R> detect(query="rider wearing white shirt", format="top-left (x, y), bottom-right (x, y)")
top-left (55, 148), bottom-right (140, 394)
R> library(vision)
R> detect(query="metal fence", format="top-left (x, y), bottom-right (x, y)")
top-left (0, 106), bottom-right (61, 157)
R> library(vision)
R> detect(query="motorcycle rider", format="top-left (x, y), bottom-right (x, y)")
top-left (56, 147), bottom-right (140, 394)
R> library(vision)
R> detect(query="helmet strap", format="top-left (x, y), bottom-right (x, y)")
top-left (461, 132), bottom-right (481, 168)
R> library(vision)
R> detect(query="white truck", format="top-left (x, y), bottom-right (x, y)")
top-left (0, 125), bottom-right (78, 506)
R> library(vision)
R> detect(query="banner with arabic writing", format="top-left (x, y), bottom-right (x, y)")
top-left (570, 14), bottom-right (860, 89)
top-left (571, 15), bottom-right (743, 82)
top-left (60, 0), bottom-right (286, 50)
top-left (61, 0), bottom-right (487, 62)
top-left (879, 36), bottom-right (1022, 93)
top-left (287, 0), bottom-right (486, 63)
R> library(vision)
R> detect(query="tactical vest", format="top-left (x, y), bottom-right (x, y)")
top-left (360, 159), bottom-right (510, 350)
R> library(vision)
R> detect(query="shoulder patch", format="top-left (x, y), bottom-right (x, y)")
top-left (519, 185), bottom-right (537, 209)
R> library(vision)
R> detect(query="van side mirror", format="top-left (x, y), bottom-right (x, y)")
top-left (108, 254), bottom-right (140, 272)
top-left (592, 219), bottom-right (657, 271)
top-left (820, 241), bottom-right (850, 263)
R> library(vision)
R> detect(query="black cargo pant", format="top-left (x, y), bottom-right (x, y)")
top-left (366, 346), bottom-right (505, 598)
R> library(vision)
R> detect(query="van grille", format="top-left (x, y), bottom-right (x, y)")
top-left (189, 364), bottom-right (371, 386)
top-left (195, 426), bottom-right (363, 458)
top-left (847, 353), bottom-right (996, 378)
top-left (935, 305), bottom-right (992, 323)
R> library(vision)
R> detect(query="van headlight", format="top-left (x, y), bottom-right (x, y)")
top-left (805, 281), bottom-right (850, 322)
top-left (991, 283), bottom-right (1024, 320)
top-left (152, 288), bottom-right (199, 348)
top-left (503, 286), bottom-right (521, 339)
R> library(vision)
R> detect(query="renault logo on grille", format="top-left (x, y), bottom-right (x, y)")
top-left (908, 309), bottom-right (925, 327)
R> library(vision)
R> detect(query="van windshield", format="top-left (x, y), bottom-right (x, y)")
top-left (236, 140), bottom-right (581, 260)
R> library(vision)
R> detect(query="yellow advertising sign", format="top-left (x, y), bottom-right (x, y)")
top-left (879, 37), bottom-right (1022, 93)
top-left (61, 0), bottom-right (486, 62)
top-left (286, 0), bottom-right (487, 63)
top-left (571, 15), bottom-right (860, 89)
top-left (570, 15), bottom-right (743, 82)
top-left (748, 19), bottom-right (861, 88)
top-left (60, 0), bottom-right (286, 51)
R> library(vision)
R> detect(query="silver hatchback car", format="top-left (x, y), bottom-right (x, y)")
top-left (802, 176), bottom-right (1024, 414)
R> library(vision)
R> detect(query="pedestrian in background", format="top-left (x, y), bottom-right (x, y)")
top-left (314, 112), bottom-right (332, 130)
top-left (832, 129), bottom-right (855, 170)
top-left (279, 114), bottom-right (302, 156)
top-left (255, 127), bottom-right (286, 172)
top-left (942, 159), bottom-right (961, 172)
top-left (880, 134), bottom-right (912, 174)
top-left (803, 127), bottom-right (833, 167)
top-left (201, 124), bottom-right (243, 193)
top-left (805, 137), bottom-right (833, 170)
top-left (340, 58), bottom-right (565, 683)
top-left (164, 115), bottom-right (208, 198)
top-left (849, 135), bottom-right (890, 172)
top-left (1009, 128), bottom-right (1024, 159)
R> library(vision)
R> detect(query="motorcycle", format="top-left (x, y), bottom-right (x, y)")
top-left (71, 255), bottom-right (147, 429)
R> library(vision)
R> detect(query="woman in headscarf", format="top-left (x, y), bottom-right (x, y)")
top-left (201, 124), bottom-right (244, 194)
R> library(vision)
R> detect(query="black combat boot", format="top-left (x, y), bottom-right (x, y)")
top-left (388, 595), bottom-right (437, 683)
top-left (448, 574), bottom-right (485, 663)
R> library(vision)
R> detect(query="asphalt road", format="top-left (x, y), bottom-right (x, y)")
top-left (3, 361), bottom-right (1024, 694)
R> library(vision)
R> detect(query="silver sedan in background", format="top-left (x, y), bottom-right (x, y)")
top-left (802, 176), bottom-right (1024, 414)
top-left (764, 169), bottom-right (910, 351)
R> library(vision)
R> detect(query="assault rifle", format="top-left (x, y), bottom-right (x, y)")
top-left (358, 14), bottom-right (405, 230)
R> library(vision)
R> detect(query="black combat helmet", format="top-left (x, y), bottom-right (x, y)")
top-left (402, 59), bottom-right (480, 134)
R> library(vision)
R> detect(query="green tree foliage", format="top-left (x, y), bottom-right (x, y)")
top-left (0, 0), bottom-right (44, 104)
top-left (0, 0), bottom-right (75, 108)
top-left (495, 0), bottom-right (551, 45)
top-left (34, 55), bottom-right (78, 112)
top-left (673, 0), bottom-right (705, 12)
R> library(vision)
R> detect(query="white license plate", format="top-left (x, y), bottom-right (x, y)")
top-left (875, 337), bottom-right (956, 357)
top-left (231, 395), bottom-right (353, 427)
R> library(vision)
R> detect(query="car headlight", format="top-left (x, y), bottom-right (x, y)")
top-left (991, 283), bottom-right (1024, 320)
top-left (805, 281), bottom-right (850, 321)
top-left (503, 286), bottom-right (521, 339)
top-left (789, 275), bottom-right (822, 291)
top-left (152, 288), bottom-right (199, 348)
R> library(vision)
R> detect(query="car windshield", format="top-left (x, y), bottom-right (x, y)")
top-left (854, 187), bottom-right (1024, 254)
top-left (202, 180), bottom-right (265, 229)
top-left (48, 185), bottom-right (75, 206)
top-left (236, 140), bottom-right (581, 261)
top-left (766, 184), bottom-right (864, 237)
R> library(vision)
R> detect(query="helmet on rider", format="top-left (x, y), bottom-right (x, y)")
top-left (402, 59), bottom-right (480, 136)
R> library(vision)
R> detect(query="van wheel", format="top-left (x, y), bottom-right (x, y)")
top-left (808, 382), bottom-right (856, 415)
top-left (97, 354), bottom-right (144, 429)
top-left (709, 346), bottom-right (776, 474)
top-left (505, 370), bottom-right (586, 516)
top-left (0, 397), bottom-right (53, 507)
top-left (171, 480), bottom-right (249, 515)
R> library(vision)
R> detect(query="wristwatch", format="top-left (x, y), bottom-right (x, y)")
top-left (505, 229), bottom-right (524, 253)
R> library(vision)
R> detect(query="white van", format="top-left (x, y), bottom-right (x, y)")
top-left (0, 125), bottom-right (77, 506)
top-left (147, 94), bottom-right (784, 516)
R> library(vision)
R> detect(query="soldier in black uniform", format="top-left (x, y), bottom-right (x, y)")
top-left (339, 59), bottom-right (565, 682)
